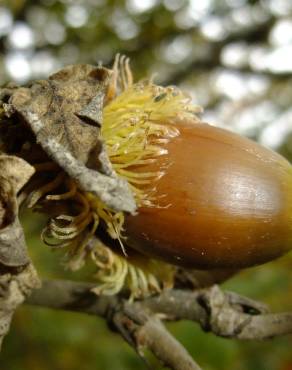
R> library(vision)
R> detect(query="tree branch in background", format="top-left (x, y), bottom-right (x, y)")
top-left (26, 280), bottom-right (292, 370)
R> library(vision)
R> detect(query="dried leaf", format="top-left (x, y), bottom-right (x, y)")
top-left (0, 155), bottom-right (39, 350)
top-left (0, 263), bottom-right (40, 350)
top-left (4, 64), bottom-right (136, 213)
top-left (0, 155), bottom-right (35, 193)
top-left (0, 156), bottom-right (35, 267)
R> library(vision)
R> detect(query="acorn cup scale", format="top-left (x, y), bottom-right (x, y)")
top-left (124, 122), bottom-right (292, 269)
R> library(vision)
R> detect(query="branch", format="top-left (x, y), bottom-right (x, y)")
top-left (26, 280), bottom-right (292, 339)
top-left (27, 279), bottom-right (202, 370)
top-left (135, 316), bottom-right (201, 370)
top-left (113, 304), bottom-right (202, 370)
top-left (26, 279), bottom-right (292, 370)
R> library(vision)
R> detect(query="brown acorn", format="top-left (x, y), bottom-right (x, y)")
top-left (26, 61), bottom-right (292, 297)
top-left (124, 122), bottom-right (292, 269)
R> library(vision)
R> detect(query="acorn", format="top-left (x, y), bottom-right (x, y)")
top-left (24, 56), bottom-right (292, 297)
top-left (123, 122), bottom-right (292, 269)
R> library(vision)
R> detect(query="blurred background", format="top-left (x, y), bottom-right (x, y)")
top-left (0, 0), bottom-right (292, 369)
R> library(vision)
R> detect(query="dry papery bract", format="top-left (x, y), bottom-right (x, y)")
top-left (0, 154), bottom-right (40, 349)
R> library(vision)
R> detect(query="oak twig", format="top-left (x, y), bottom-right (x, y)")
top-left (26, 279), bottom-right (292, 370)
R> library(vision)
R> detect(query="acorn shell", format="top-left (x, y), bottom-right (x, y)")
top-left (124, 123), bottom-right (292, 269)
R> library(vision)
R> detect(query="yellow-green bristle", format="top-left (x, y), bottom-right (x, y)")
top-left (102, 81), bottom-right (202, 207)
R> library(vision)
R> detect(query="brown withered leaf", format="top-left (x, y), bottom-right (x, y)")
top-left (3, 64), bottom-right (136, 213)
top-left (0, 263), bottom-right (40, 350)
top-left (0, 155), bottom-right (35, 194)
top-left (0, 155), bottom-right (39, 350)
top-left (0, 176), bottom-right (28, 267)
top-left (0, 155), bottom-right (35, 267)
